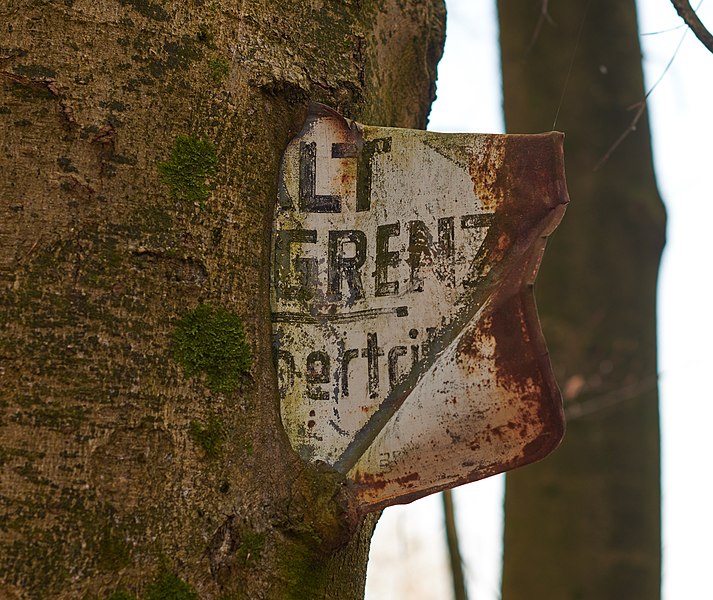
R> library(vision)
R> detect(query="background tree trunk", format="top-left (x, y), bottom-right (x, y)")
top-left (497, 1), bottom-right (665, 598)
top-left (0, 1), bottom-right (445, 598)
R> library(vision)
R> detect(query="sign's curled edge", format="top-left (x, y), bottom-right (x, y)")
top-left (271, 103), bottom-right (569, 513)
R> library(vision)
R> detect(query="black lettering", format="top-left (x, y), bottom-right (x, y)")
top-left (375, 222), bottom-right (400, 296)
top-left (388, 346), bottom-right (408, 390)
top-left (274, 229), bottom-right (317, 301)
top-left (306, 352), bottom-right (330, 405)
top-left (407, 218), bottom-right (455, 291)
top-left (460, 213), bottom-right (495, 288)
top-left (306, 351), bottom-right (330, 384)
top-left (409, 328), bottom-right (420, 369)
top-left (357, 137), bottom-right (392, 212)
top-left (361, 333), bottom-right (384, 398)
top-left (437, 217), bottom-right (455, 287)
top-left (299, 141), bottom-right (341, 212)
top-left (340, 348), bottom-right (360, 397)
top-left (331, 142), bottom-right (358, 158)
top-left (460, 213), bottom-right (494, 229)
top-left (407, 220), bottom-right (430, 292)
top-left (328, 230), bottom-right (367, 302)
top-left (307, 387), bottom-right (329, 404)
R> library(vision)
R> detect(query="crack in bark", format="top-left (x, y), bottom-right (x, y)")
top-left (1, 70), bottom-right (77, 128)
top-left (0, 70), bottom-right (59, 95)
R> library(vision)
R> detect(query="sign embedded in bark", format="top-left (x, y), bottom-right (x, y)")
top-left (271, 103), bottom-right (569, 513)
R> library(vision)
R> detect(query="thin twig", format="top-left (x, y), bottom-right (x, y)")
top-left (671, 0), bottom-right (713, 53)
top-left (641, 22), bottom-right (686, 36)
top-left (593, 102), bottom-right (647, 171)
top-left (525, 0), bottom-right (555, 56)
top-left (594, 14), bottom-right (690, 170)
top-left (565, 374), bottom-right (659, 420)
top-left (552, 0), bottom-right (591, 130)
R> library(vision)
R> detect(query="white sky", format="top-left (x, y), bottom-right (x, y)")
top-left (365, 1), bottom-right (713, 599)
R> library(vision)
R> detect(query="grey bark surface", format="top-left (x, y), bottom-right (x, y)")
top-left (498, 1), bottom-right (665, 599)
top-left (0, 1), bottom-right (445, 598)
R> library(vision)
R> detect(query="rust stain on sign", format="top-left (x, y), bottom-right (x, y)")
top-left (271, 103), bottom-right (569, 513)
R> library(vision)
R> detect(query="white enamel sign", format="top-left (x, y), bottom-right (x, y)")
top-left (271, 103), bottom-right (569, 513)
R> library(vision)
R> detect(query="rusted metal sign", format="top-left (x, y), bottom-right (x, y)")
top-left (271, 103), bottom-right (569, 513)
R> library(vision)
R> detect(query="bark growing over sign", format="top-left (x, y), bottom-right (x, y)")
top-left (0, 1), bottom-right (445, 598)
top-left (498, 1), bottom-right (665, 599)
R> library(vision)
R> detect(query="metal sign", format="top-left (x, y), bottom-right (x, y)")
top-left (271, 103), bottom-right (569, 513)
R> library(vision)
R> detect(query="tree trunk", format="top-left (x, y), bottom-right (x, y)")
top-left (0, 1), bottom-right (445, 598)
top-left (498, 1), bottom-right (665, 599)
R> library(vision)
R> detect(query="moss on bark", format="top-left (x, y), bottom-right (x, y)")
top-left (158, 135), bottom-right (218, 204)
top-left (172, 304), bottom-right (252, 393)
top-left (0, 0), bottom-right (445, 597)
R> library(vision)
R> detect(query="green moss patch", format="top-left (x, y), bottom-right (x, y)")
top-left (97, 526), bottom-right (132, 570)
top-left (208, 58), bottom-right (230, 83)
top-left (188, 415), bottom-right (225, 458)
top-left (106, 590), bottom-right (137, 600)
top-left (146, 573), bottom-right (198, 600)
top-left (173, 304), bottom-right (251, 393)
top-left (158, 135), bottom-right (217, 204)
top-left (275, 538), bottom-right (328, 600)
top-left (238, 530), bottom-right (265, 564)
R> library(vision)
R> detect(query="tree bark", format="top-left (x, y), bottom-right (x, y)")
top-left (0, 1), bottom-right (445, 598)
top-left (497, 1), bottom-right (665, 599)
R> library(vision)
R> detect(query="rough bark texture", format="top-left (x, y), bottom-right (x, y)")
top-left (498, 1), bottom-right (665, 599)
top-left (0, 1), bottom-right (445, 598)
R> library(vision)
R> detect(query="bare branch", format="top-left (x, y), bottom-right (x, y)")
top-left (593, 101), bottom-right (646, 171)
top-left (526, 0), bottom-right (555, 56)
top-left (565, 374), bottom-right (659, 420)
top-left (671, 0), bottom-right (713, 54)
top-left (595, 16), bottom-right (689, 170)
top-left (443, 490), bottom-right (469, 600)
